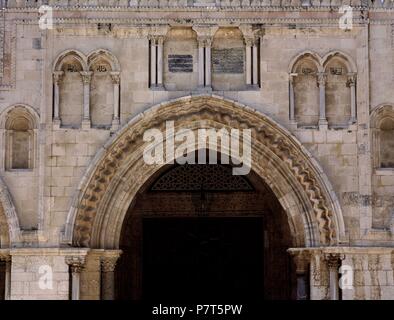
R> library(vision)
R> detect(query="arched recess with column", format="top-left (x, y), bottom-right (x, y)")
top-left (288, 51), bottom-right (322, 127)
top-left (53, 50), bottom-right (88, 128)
top-left (87, 49), bottom-right (120, 130)
top-left (322, 51), bottom-right (357, 127)
top-left (64, 94), bottom-right (345, 249)
top-left (371, 104), bottom-right (394, 169)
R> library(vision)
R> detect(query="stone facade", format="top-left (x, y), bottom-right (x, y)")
top-left (0, 0), bottom-right (393, 300)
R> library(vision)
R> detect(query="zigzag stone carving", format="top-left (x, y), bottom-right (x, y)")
top-left (73, 95), bottom-right (336, 247)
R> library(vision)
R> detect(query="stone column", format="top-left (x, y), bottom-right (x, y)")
top-left (101, 255), bottom-right (120, 300)
top-left (347, 72), bottom-right (357, 125)
top-left (110, 71), bottom-right (120, 131)
top-left (193, 25), bottom-right (218, 91)
top-left (317, 72), bottom-right (328, 128)
top-left (289, 250), bottom-right (311, 300)
top-left (205, 38), bottom-right (212, 89)
top-left (252, 38), bottom-right (259, 87)
top-left (245, 38), bottom-right (253, 87)
top-left (324, 253), bottom-right (343, 300)
top-left (197, 37), bottom-right (205, 88)
top-left (0, 254), bottom-right (11, 300)
top-left (157, 36), bottom-right (164, 89)
top-left (66, 256), bottom-right (85, 300)
top-left (150, 36), bottom-right (157, 88)
top-left (80, 71), bottom-right (92, 129)
top-left (53, 71), bottom-right (64, 126)
top-left (289, 73), bottom-right (296, 125)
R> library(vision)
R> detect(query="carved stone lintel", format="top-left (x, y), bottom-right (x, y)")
top-left (65, 256), bottom-right (86, 273)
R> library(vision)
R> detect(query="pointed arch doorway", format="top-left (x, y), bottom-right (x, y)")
top-left (116, 161), bottom-right (296, 300)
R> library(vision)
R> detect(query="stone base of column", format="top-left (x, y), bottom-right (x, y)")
top-left (53, 119), bottom-right (61, 130)
top-left (82, 119), bottom-right (91, 130)
top-left (197, 85), bottom-right (212, 93)
top-left (245, 84), bottom-right (260, 91)
top-left (318, 119), bottom-right (328, 130)
top-left (150, 84), bottom-right (165, 91)
top-left (289, 120), bottom-right (298, 131)
top-left (111, 119), bottom-right (120, 133)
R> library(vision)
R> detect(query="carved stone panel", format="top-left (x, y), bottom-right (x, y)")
top-left (168, 54), bottom-right (193, 73)
top-left (212, 48), bottom-right (244, 74)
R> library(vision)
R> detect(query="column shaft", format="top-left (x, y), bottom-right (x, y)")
top-left (245, 44), bottom-right (252, 86)
top-left (150, 39), bottom-right (157, 87)
top-left (318, 73), bottom-right (327, 125)
top-left (205, 43), bottom-right (212, 88)
top-left (198, 43), bottom-right (205, 87)
top-left (157, 37), bottom-right (164, 87)
top-left (289, 76), bottom-right (295, 122)
top-left (252, 42), bottom-right (258, 86)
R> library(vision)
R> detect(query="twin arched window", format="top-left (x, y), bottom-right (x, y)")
top-left (53, 49), bottom-right (120, 130)
top-left (289, 52), bottom-right (357, 128)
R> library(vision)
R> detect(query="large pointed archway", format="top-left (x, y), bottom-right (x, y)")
top-left (65, 95), bottom-right (345, 250)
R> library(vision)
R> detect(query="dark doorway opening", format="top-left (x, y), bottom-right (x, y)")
top-left (142, 217), bottom-right (263, 301)
top-left (116, 163), bottom-right (295, 300)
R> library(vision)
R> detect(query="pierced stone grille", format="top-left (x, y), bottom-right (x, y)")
top-left (150, 164), bottom-right (253, 192)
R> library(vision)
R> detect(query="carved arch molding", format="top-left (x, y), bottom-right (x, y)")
top-left (68, 95), bottom-right (345, 248)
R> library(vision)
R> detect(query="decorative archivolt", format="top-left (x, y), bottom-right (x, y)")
top-left (65, 95), bottom-right (345, 249)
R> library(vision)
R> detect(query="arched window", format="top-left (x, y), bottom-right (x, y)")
top-left (53, 50), bottom-right (87, 128)
top-left (4, 107), bottom-right (36, 170)
top-left (323, 53), bottom-right (356, 128)
top-left (291, 55), bottom-right (320, 127)
top-left (87, 50), bottom-right (120, 129)
top-left (371, 105), bottom-right (394, 169)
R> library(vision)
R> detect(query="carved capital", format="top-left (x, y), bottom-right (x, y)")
top-left (289, 250), bottom-right (311, 274)
top-left (0, 253), bottom-right (10, 262)
top-left (110, 72), bottom-right (120, 85)
top-left (347, 72), bottom-right (357, 87)
top-left (80, 71), bottom-right (93, 84)
top-left (317, 72), bottom-right (327, 87)
top-left (193, 25), bottom-right (218, 46)
top-left (324, 253), bottom-right (344, 270)
top-left (53, 71), bottom-right (64, 85)
top-left (65, 256), bottom-right (86, 273)
top-left (101, 256), bottom-right (119, 273)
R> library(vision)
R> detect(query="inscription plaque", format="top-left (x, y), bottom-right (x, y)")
top-left (212, 48), bottom-right (244, 74)
top-left (168, 54), bottom-right (193, 73)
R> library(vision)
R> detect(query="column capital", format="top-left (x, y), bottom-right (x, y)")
top-left (53, 71), bottom-right (64, 84)
top-left (289, 73), bottom-right (298, 83)
top-left (101, 256), bottom-right (119, 273)
top-left (110, 71), bottom-right (120, 85)
top-left (0, 253), bottom-right (11, 262)
top-left (65, 256), bottom-right (86, 273)
top-left (80, 71), bottom-right (93, 84)
top-left (149, 25), bottom-right (170, 38)
top-left (347, 72), bottom-right (357, 86)
top-left (288, 249), bottom-right (311, 274)
top-left (323, 253), bottom-right (345, 270)
top-left (193, 25), bottom-right (218, 42)
top-left (317, 72), bottom-right (327, 87)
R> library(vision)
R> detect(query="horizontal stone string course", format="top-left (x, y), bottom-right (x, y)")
top-left (4, 0), bottom-right (393, 8)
